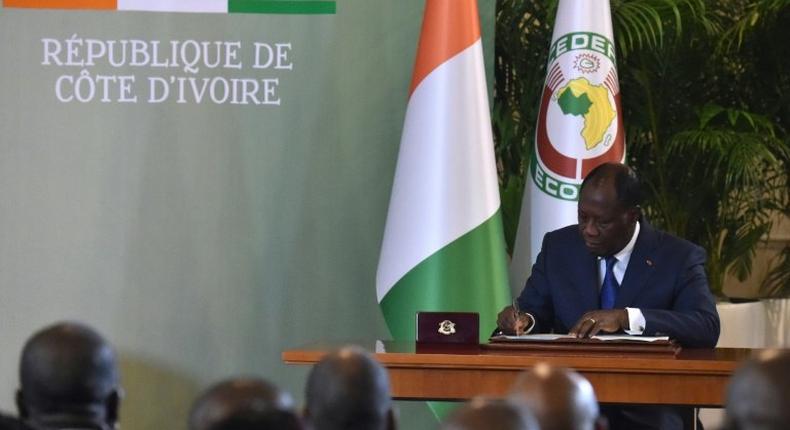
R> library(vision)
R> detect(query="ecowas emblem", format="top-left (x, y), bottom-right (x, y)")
top-left (533, 31), bottom-right (625, 201)
top-left (438, 320), bottom-right (456, 336)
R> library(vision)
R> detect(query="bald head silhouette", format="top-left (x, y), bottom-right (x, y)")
top-left (304, 346), bottom-right (394, 430)
top-left (16, 322), bottom-right (120, 430)
top-left (509, 363), bottom-right (605, 430)
top-left (189, 378), bottom-right (302, 430)
top-left (441, 397), bottom-right (539, 430)
top-left (724, 350), bottom-right (790, 430)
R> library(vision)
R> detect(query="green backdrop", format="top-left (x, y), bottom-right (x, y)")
top-left (0, 1), bottom-right (495, 429)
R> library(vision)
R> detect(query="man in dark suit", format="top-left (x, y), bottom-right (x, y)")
top-left (304, 345), bottom-right (395, 430)
top-left (497, 162), bottom-right (720, 430)
top-left (189, 377), bottom-right (303, 430)
top-left (16, 322), bottom-right (121, 430)
top-left (440, 397), bottom-right (539, 430)
top-left (723, 350), bottom-right (790, 430)
top-left (508, 363), bottom-right (606, 430)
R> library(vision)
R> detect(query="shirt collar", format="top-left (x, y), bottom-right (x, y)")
top-left (613, 220), bottom-right (640, 261)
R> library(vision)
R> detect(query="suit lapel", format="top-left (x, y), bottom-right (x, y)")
top-left (615, 222), bottom-right (658, 308)
top-left (573, 237), bottom-right (600, 311)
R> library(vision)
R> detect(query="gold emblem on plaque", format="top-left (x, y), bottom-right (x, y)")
top-left (438, 320), bottom-right (456, 335)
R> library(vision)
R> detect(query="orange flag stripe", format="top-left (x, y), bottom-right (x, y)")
top-left (409, 0), bottom-right (481, 95)
top-left (4, 0), bottom-right (116, 9)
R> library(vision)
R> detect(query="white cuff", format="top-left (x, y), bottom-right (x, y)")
top-left (624, 307), bottom-right (646, 335)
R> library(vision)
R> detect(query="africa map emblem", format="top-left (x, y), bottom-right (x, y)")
top-left (533, 31), bottom-right (625, 201)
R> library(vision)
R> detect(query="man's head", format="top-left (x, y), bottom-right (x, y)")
top-left (724, 350), bottom-right (790, 430)
top-left (16, 322), bottom-right (120, 430)
top-left (509, 363), bottom-right (605, 430)
top-left (578, 162), bottom-right (642, 256)
top-left (304, 345), bottom-right (394, 430)
top-left (440, 397), bottom-right (538, 430)
top-left (189, 378), bottom-right (302, 430)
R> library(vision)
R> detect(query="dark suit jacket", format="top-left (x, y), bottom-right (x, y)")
top-left (516, 222), bottom-right (720, 348)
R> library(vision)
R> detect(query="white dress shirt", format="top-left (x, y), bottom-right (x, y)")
top-left (597, 221), bottom-right (646, 334)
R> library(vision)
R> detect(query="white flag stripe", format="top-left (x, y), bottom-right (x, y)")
top-left (550, 0), bottom-right (616, 43)
top-left (376, 39), bottom-right (500, 302)
top-left (118, 0), bottom-right (227, 13)
top-left (529, 181), bottom-right (577, 261)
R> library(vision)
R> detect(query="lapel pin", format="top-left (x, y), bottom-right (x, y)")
top-left (646, 259), bottom-right (654, 267)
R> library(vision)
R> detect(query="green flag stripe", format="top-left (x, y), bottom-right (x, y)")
top-left (380, 211), bottom-right (510, 343)
top-left (228, 0), bottom-right (336, 14)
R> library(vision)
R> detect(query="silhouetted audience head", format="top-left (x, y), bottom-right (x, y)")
top-left (304, 345), bottom-right (394, 430)
top-left (724, 349), bottom-right (790, 430)
top-left (0, 412), bottom-right (31, 430)
top-left (0, 414), bottom-right (13, 430)
top-left (440, 397), bottom-right (539, 430)
top-left (509, 363), bottom-right (605, 430)
top-left (189, 377), bottom-right (302, 430)
top-left (16, 322), bottom-right (120, 430)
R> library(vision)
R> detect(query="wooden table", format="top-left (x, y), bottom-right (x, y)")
top-left (282, 341), bottom-right (756, 407)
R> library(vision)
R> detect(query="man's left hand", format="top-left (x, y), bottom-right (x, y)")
top-left (569, 309), bottom-right (629, 338)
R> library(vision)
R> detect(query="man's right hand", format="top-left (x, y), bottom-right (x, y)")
top-left (498, 305), bottom-right (534, 335)
top-left (496, 305), bottom-right (519, 335)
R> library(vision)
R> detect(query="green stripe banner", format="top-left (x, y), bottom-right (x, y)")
top-left (228, 0), bottom-right (335, 15)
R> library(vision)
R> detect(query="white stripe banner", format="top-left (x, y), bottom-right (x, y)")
top-left (117, 0), bottom-right (227, 13)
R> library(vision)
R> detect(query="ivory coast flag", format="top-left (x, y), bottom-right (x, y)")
top-left (376, 0), bottom-right (509, 343)
top-left (2, 0), bottom-right (336, 14)
top-left (509, 0), bottom-right (625, 290)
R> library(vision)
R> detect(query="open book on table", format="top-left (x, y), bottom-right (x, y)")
top-left (491, 333), bottom-right (670, 343)
top-left (486, 333), bottom-right (680, 354)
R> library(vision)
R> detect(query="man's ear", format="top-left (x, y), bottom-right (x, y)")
top-left (106, 388), bottom-right (121, 426)
top-left (16, 389), bottom-right (28, 419)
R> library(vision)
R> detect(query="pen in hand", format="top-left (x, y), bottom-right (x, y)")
top-left (512, 298), bottom-right (524, 336)
top-left (512, 298), bottom-right (535, 336)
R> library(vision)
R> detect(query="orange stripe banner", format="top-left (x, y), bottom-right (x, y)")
top-left (3, 0), bottom-right (116, 9)
top-left (408, 0), bottom-right (481, 95)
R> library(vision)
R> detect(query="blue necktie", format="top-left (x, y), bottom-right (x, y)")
top-left (600, 256), bottom-right (618, 309)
